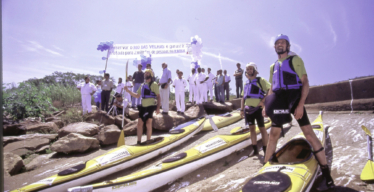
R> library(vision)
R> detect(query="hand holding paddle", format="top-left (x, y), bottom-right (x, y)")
top-left (361, 125), bottom-right (374, 182)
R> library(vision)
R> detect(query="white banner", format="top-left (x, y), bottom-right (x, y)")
top-left (109, 42), bottom-right (191, 59)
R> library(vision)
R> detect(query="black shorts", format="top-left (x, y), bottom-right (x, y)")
top-left (138, 105), bottom-right (157, 123)
top-left (244, 106), bottom-right (265, 127)
top-left (265, 89), bottom-right (310, 128)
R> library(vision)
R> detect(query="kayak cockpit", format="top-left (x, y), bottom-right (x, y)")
top-left (270, 138), bottom-right (313, 165)
top-left (138, 137), bottom-right (164, 146)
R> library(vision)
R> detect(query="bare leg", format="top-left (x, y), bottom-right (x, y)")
top-left (250, 125), bottom-right (257, 145)
top-left (259, 127), bottom-right (269, 147)
top-left (300, 124), bottom-right (327, 165)
top-left (137, 118), bottom-right (144, 142)
top-left (146, 118), bottom-right (153, 140)
top-left (264, 127), bottom-right (282, 163)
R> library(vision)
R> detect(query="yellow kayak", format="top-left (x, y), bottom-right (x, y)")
top-left (12, 117), bottom-right (207, 192)
top-left (202, 111), bottom-right (243, 131)
top-left (68, 119), bottom-right (271, 192)
top-left (241, 111), bottom-right (326, 192)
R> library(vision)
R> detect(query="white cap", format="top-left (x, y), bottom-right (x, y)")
top-left (246, 62), bottom-right (259, 74)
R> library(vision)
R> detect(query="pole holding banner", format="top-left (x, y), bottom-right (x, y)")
top-left (97, 41), bottom-right (114, 73)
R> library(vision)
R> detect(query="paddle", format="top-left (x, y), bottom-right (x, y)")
top-left (207, 115), bottom-right (219, 132)
top-left (117, 60), bottom-right (129, 147)
top-left (361, 125), bottom-right (374, 181)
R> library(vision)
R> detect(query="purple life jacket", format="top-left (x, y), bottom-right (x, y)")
top-left (243, 77), bottom-right (265, 99)
top-left (141, 83), bottom-right (156, 99)
top-left (272, 56), bottom-right (302, 91)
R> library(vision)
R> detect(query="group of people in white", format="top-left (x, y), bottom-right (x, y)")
top-left (77, 62), bottom-right (244, 116)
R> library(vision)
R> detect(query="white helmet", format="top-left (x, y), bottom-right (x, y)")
top-left (246, 62), bottom-right (259, 74)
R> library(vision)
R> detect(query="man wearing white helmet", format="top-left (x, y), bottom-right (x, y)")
top-left (240, 62), bottom-right (270, 158)
top-left (263, 34), bottom-right (334, 190)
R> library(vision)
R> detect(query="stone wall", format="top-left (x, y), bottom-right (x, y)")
top-left (305, 76), bottom-right (374, 104)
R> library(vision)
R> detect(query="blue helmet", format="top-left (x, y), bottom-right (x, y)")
top-left (275, 34), bottom-right (290, 44)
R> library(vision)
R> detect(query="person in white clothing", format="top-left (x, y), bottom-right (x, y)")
top-left (201, 68), bottom-right (208, 103)
top-left (223, 70), bottom-right (231, 101)
top-left (77, 76), bottom-right (97, 114)
top-left (173, 71), bottom-right (187, 114)
top-left (206, 68), bottom-right (216, 102)
top-left (187, 68), bottom-right (197, 104)
top-left (196, 68), bottom-right (209, 104)
top-left (125, 76), bottom-right (133, 104)
top-left (110, 77), bottom-right (125, 109)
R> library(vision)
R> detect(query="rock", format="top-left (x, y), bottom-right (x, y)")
top-left (45, 117), bottom-right (64, 128)
top-left (97, 125), bottom-right (121, 145)
top-left (35, 145), bottom-right (51, 153)
top-left (91, 105), bottom-right (98, 113)
top-left (4, 137), bottom-right (52, 157)
top-left (11, 149), bottom-right (32, 157)
top-left (24, 153), bottom-right (56, 171)
top-left (3, 123), bottom-right (26, 136)
top-left (184, 104), bottom-right (207, 119)
top-left (185, 102), bottom-right (193, 111)
top-left (128, 108), bottom-right (139, 120)
top-left (26, 122), bottom-right (59, 134)
top-left (4, 152), bottom-right (24, 176)
top-left (3, 134), bottom-right (58, 147)
top-left (202, 101), bottom-right (233, 114)
top-left (51, 133), bottom-right (100, 154)
top-left (58, 122), bottom-right (99, 138)
top-left (152, 111), bottom-right (188, 131)
top-left (114, 115), bottom-right (131, 128)
top-left (123, 119), bottom-right (138, 136)
top-left (85, 111), bottom-right (115, 125)
top-left (229, 98), bottom-right (242, 110)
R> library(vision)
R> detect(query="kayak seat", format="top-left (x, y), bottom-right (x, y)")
top-left (220, 113), bottom-right (233, 117)
top-left (169, 129), bottom-right (185, 134)
top-left (231, 128), bottom-right (250, 135)
top-left (58, 162), bottom-right (87, 176)
top-left (312, 125), bottom-right (321, 129)
top-left (242, 171), bottom-right (291, 192)
top-left (139, 137), bottom-right (164, 146)
top-left (162, 152), bottom-right (187, 163)
top-left (273, 139), bottom-right (312, 164)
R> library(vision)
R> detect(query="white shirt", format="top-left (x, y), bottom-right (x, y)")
top-left (224, 75), bottom-right (231, 83)
top-left (207, 73), bottom-right (215, 84)
top-left (188, 73), bottom-right (197, 85)
top-left (115, 82), bottom-right (125, 93)
top-left (77, 82), bottom-right (97, 95)
top-left (125, 81), bottom-right (133, 88)
top-left (196, 73), bottom-right (206, 85)
top-left (173, 77), bottom-right (187, 92)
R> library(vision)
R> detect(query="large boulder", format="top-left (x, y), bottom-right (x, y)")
top-left (26, 122), bottom-right (59, 134)
top-left (45, 117), bottom-right (64, 128)
top-left (128, 108), bottom-right (139, 120)
top-left (3, 123), bottom-right (26, 136)
top-left (122, 119), bottom-right (138, 136)
top-left (3, 133), bottom-right (58, 147)
top-left (85, 111), bottom-right (115, 125)
top-left (152, 111), bottom-right (188, 131)
top-left (229, 98), bottom-right (242, 110)
top-left (184, 104), bottom-right (207, 119)
top-left (4, 152), bottom-right (24, 176)
top-left (97, 125), bottom-right (121, 145)
top-left (169, 100), bottom-right (177, 111)
top-left (24, 152), bottom-right (56, 171)
top-left (51, 133), bottom-right (100, 154)
top-left (114, 115), bottom-right (131, 128)
top-left (202, 101), bottom-right (233, 114)
top-left (4, 135), bottom-right (56, 157)
top-left (58, 122), bottom-right (99, 138)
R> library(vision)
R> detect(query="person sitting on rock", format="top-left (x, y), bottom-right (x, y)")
top-left (113, 94), bottom-right (124, 115)
top-left (240, 62), bottom-right (270, 157)
top-left (124, 69), bottom-right (160, 145)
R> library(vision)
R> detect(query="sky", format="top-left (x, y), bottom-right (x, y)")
top-left (3, 0), bottom-right (374, 92)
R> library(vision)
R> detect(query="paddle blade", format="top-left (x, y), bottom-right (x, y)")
top-left (361, 160), bottom-right (374, 181)
top-left (208, 115), bottom-right (219, 132)
top-left (362, 125), bottom-right (372, 137)
top-left (117, 130), bottom-right (125, 147)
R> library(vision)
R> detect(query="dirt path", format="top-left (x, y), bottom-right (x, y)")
top-left (5, 111), bottom-right (374, 192)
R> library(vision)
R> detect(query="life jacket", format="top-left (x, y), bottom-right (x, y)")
top-left (141, 82), bottom-right (157, 99)
top-left (272, 56), bottom-right (302, 91)
top-left (243, 77), bottom-right (265, 99)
